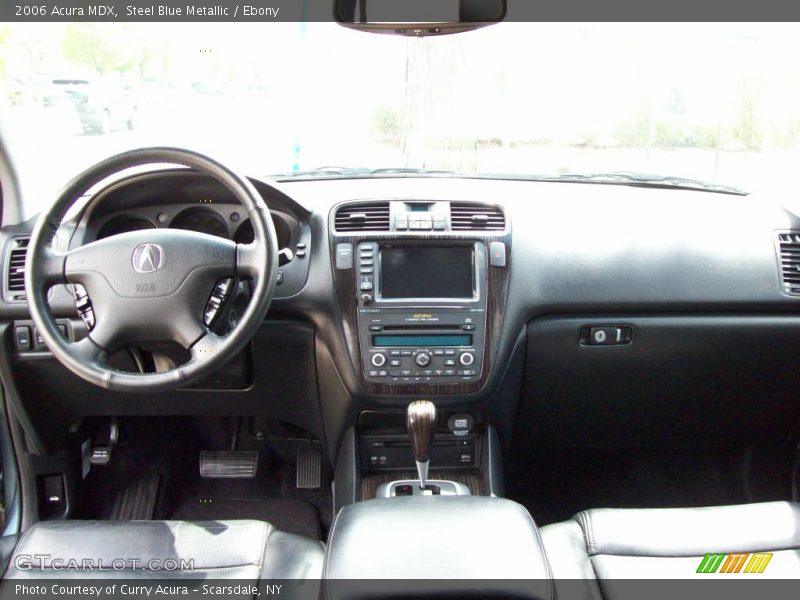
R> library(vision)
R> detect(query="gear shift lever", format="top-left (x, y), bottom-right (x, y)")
top-left (407, 400), bottom-right (437, 490)
top-left (374, 400), bottom-right (468, 498)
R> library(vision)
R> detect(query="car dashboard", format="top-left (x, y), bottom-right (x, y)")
top-left (2, 170), bottom-right (800, 466)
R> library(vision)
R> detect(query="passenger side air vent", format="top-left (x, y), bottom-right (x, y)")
top-left (777, 232), bottom-right (800, 295)
top-left (449, 202), bottom-right (505, 231)
top-left (5, 237), bottom-right (29, 300)
top-left (334, 202), bottom-right (391, 232)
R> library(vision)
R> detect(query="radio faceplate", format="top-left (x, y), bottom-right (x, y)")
top-left (356, 241), bottom-right (488, 385)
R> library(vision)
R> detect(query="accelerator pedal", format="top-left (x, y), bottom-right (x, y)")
top-left (110, 474), bottom-right (160, 520)
top-left (296, 445), bottom-right (322, 489)
top-left (200, 450), bottom-right (258, 478)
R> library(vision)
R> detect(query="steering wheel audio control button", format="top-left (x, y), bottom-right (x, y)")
top-left (204, 277), bottom-right (233, 327)
top-left (72, 284), bottom-right (96, 331)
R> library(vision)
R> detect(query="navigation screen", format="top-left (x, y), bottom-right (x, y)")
top-left (380, 246), bottom-right (474, 299)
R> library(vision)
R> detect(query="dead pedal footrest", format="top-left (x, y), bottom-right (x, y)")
top-left (110, 474), bottom-right (160, 520)
top-left (296, 445), bottom-right (322, 489)
top-left (200, 451), bottom-right (258, 478)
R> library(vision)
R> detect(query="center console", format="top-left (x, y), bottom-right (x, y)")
top-left (330, 199), bottom-right (510, 398)
top-left (329, 398), bottom-right (549, 594)
top-left (326, 202), bottom-right (541, 593)
top-left (325, 496), bottom-right (552, 599)
top-left (328, 401), bottom-right (550, 594)
top-left (334, 400), bottom-right (505, 508)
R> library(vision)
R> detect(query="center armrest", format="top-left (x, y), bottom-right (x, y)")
top-left (324, 496), bottom-right (552, 599)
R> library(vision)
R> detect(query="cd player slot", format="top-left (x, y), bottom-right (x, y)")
top-left (383, 439), bottom-right (462, 449)
top-left (382, 325), bottom-right (462, 331)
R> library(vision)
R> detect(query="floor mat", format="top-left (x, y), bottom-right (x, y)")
top-left (73, 417), bottom-right (333, 539)
top-left (110, 474), bottom-right (160, 520)
top-left (171, 496), bottom-right (320, 540)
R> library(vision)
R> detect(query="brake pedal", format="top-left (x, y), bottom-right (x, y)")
top-left (296, 445), bottom-right (321, 489)
top-left (200, 451), bottom-right (258, 478)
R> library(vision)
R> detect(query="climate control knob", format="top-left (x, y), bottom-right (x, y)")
top-left (459, 352), bottom-right (475, 367)
top-left (415, 352), bottom-right (431, 368)
top-left (371, 353), bottom-right (387, 367)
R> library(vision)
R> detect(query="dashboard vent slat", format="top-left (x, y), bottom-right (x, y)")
top-left (449, 202), bottom-right (506, 231)
top-left (776, 232), bottom-right (800, 295)
top-left (334, 202), bottom-right (390, 232)
top-left (5, 237), bottom-right (30, 299)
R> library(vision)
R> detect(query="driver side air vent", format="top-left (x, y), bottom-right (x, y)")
top-left (777, 232), bottom-right (800, 295)
top-left (5, 237), bottom-right (30, 301)
top-left (334, 202), bottom-right (391, 232)
top-left (450, 202), bottom-right (505, 231)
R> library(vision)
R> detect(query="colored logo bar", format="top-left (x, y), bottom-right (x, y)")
top-left (697, 552), bottom-right (773, 574)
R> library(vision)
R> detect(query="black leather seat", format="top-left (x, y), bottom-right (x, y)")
top-left (3, 520), bottom-right (324, 579)
top-left (540, 501), bottom-right (800, 581)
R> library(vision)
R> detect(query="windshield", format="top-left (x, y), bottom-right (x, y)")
top-left (3, 22), bottom-right (800, 216)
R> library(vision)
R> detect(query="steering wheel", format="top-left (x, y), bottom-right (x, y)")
top-left (25, 148), bottom-right (278, 392)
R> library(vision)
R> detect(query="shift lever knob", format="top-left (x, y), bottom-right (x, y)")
top-left (407, 400), bottom-right (437, 489)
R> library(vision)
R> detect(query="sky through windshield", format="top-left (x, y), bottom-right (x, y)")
top-left (3, 22), bottom-right (800, 215)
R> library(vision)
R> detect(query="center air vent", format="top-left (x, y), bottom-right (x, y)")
top-left (777, 232), bottom-right (800, 295)
top-left (334, 202), bottom-right (390, 232)
top-left (450, 202), bottom-right (505, 231)
top-left (5, 237), bottom-right (29, 300)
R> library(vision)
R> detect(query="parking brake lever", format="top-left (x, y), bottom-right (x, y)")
top-left (406, 400), bottom-right (437, 490)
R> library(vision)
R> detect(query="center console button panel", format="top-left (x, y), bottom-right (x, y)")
top-left (355, 240), bottom-right (488, 384)
top-left (330, 200), bottom-right (511, 396)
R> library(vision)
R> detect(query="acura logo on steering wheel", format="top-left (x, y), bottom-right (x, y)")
top-left (132, 243), bottom-right (164, 274)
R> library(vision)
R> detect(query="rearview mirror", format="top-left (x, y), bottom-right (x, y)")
top-left (334, 0), bottom-right (507, 36)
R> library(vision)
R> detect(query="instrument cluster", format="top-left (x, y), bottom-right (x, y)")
top-left (93, 204), bottom-right (293, 250)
